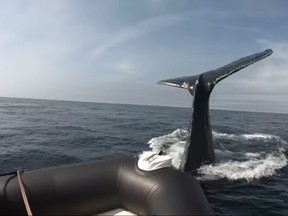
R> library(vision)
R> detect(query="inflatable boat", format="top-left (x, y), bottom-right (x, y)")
top-left (0, 152), bottom-right (213, 215)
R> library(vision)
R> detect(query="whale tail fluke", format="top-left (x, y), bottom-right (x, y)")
top-left (158, 49), bottom-right (273, 95)
top-left (157, 49), bottom-right (273, 173)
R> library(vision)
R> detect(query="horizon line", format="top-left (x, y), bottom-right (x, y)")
top-left (0, 95), bottom-right (287, 115)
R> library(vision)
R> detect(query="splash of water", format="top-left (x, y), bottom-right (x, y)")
top-left (147, 129), bottom-right (288, 181)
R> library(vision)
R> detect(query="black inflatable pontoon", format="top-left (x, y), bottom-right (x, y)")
top-left (0, 155), bottom-right (213, 215)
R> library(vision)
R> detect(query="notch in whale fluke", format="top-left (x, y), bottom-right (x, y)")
top-left (157, 49), bottom-right (273, 95)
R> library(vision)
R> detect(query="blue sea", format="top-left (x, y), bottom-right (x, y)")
top-left (0, 97), bottom-right (287, 215)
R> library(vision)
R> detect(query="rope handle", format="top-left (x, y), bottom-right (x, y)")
top-left (17, 170), bottom-right (33, 216)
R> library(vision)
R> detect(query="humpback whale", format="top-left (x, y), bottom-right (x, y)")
top-left (158, 49), bottom-right (273, 173)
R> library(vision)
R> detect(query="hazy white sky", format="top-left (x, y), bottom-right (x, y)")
top-left (0, 0), bottom-right (288, 113)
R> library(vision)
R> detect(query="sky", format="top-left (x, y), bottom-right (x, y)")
top-left (0, 0), bottom-right (288, 113)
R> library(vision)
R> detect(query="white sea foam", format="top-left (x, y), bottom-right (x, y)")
top-left (147, 129), bottom-right (288, 181)
top-left (198, 153), bottom-right (287, 181)
top-left (213, 131), bottom-right (281, 141)
top-left (148, 129), bottom-right (187, 168)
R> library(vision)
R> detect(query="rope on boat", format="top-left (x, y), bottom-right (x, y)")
top-left (17, 170), bottom-right (33, 216)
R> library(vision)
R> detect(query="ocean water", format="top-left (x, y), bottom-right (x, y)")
top-left (0, 97), bottom-right (287, 215)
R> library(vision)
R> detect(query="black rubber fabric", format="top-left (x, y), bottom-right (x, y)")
top-left (0, 155), bottom-right (213, 215)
